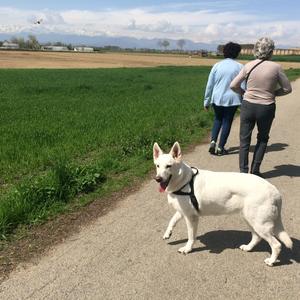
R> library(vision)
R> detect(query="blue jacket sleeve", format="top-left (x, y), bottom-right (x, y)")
top-left (204, 65), bottom-right (216, 107)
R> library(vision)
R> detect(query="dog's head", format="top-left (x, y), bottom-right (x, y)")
top-left (153, 141), bottom-right (182, 192)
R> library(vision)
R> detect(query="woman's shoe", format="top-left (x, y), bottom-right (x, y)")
top-left (251, 171), bottom-right (265, 178)
top-left (216, 147), bottom-right (228, 156)
top-left (208, 141), bottom-right (216, 154)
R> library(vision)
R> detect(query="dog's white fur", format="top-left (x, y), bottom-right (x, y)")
top-left (153, 141), bottom-right (293, 266)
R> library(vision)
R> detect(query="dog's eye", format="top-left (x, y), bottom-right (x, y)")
top-left (156, 164), bottom-right (159, 168)
top-left (166, 165), bottom-right (172, 168)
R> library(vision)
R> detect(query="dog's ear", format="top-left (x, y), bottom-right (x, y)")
top-left (170, 142), bottom-right (182, 160)
top-left (153, 142), bottom-right (163, 160)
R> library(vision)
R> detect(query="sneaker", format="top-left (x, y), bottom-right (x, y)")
top-left (208, 141), bottom-right (216, 154)
top-left (216, 147), bottom-right (228, 156)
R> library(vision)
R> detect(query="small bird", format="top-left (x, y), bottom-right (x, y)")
top-left (34, 18), bottom-right (43, 25)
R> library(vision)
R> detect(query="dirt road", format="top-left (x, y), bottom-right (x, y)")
top-left (1, 80), bottom-right (300, 299)
top-left (1, 50), bottom-right (300, 69)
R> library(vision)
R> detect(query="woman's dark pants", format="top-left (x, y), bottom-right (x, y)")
top-left (239, 100), bottom-right (276, 173)
top-left (211, 104), bottom-right (238, 149)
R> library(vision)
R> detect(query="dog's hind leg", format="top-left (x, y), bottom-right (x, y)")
top-left (178, 215), bottom-right (199, 254)
top-left (240, 231), bottom-right (261, 252)
top-left (163, 211), bottom-right (182, 239)
top-left (254, 225), bottom-right (282, 267)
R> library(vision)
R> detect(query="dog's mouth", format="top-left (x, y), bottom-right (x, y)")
top-left (159, 175), bottom-right (172, 193)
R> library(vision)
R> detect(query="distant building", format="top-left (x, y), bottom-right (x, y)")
top-left (197, 50), bottom-right (208, 57)
top-left (74, 47), bottom-right (94, 52)
top-left (42, 45), bottom-right (69, 51)
top-left (240, 46), bottom-right (300, 56)
top-left (273, 48), bottom-right (300, 55)
top-left (0, 41), bottom-right (19, 49)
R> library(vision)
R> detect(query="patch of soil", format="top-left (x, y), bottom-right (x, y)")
top-left (1, 50), bottom-right (299, 69)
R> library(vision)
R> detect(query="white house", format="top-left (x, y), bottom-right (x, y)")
top-left (42, 45), bottom-right (69, 51)
top-left (0, 41), bottom-right (19, 49)
top-left (74, 47), bottom-right (94, 52)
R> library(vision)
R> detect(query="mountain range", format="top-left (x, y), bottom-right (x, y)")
top-left (0, 32), bottom-right (218, 51)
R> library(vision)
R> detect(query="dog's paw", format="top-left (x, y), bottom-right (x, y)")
top-left (178, 246), bottom-right (192, 255)
top-left (163, 230), bottom-right (172, 240)
top-left (264, 258), bottom-right (274, 267)
top-left (239, 244), bottom-right (252, 252)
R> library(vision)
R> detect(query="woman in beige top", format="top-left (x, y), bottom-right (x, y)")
top-left (230, 37), bottom-right (292, 177)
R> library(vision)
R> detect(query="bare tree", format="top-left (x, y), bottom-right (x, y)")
top-left (10, 36), bottom-right (26, 48)
top-left (27, 35), bottom-right (41, 50)
top-left (157, 40), bottom-right (163, 50)
top-left (10, 35), bottom-right (40, 50)
top-left (177, 39), bottom-right (186, 51)
top-left (217, 44), bottom-right (224, 55)
top-left (161, 39), bottom-right (170, 51)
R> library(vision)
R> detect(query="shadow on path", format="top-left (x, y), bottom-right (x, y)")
top-left (227, 143), bottom-right (289, 155)
top-left (168, 230), bottom-right (300, 266)
top-left (263, 164), bottom-right (300, 179)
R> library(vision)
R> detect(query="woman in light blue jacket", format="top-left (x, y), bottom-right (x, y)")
top-left (204, 42), bottom-right (243, 155)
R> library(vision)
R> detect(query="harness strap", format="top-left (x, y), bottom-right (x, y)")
top-left (172, 167), bottom-right (199, 212)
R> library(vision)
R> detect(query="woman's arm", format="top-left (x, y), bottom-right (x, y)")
top-left (230, 68), bottom-right (246, 96)
top-left (275, 67), bottom-right (292, 96)
top-left (203, 65), bottom-right (216, 108)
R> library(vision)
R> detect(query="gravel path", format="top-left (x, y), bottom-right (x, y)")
top-left (1, 80), bottom-right (299, 299)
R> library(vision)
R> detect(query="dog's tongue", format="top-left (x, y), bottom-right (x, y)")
top-left (159, 182), bottom-right (166, 193)
top-left (159, 186), bottom-right (165, 193)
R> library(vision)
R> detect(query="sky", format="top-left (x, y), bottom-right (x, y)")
top-left (0, 0), bottom-right (299, 47)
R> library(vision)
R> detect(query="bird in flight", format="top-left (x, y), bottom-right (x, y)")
top-left (34, 18), bottom-right (43, 24)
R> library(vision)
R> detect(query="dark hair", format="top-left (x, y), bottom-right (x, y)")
top-left (223, 42), bottom-right (241, 59)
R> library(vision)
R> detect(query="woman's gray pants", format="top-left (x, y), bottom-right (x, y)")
top-left (239, 100), bottom-right (276, 173)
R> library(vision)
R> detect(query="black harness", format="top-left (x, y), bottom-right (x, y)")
top-left (172, 167), bottom-right (200, 212)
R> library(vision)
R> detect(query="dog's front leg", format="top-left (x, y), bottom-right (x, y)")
top-left (163, 211), bottom-right (182, 239)
top-left (178, 215), bottom-right (199, 254)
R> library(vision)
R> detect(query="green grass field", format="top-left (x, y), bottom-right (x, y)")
top-left (0, 66), bottom-right (213, 236)
top-left (0, 66), bottom-right (299, 237)
top-left (0, 67), bottom-right (212, 182)
top-left (238, 54), bottom-right (300, 62)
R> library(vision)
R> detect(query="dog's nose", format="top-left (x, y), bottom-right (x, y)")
top-left (155, 176), bottom-right (163, 183)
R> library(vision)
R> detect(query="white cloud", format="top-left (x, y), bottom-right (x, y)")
top-left (0, 5), bottom-right (299, 46)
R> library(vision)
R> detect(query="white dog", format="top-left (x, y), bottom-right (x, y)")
top-left (153, 141), bottom-right (293, 266)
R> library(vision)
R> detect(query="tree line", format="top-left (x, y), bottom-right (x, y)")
top-left (1, 35), bottom-right (188, 52)
top-left (0, 35), bottom-right (73, 50)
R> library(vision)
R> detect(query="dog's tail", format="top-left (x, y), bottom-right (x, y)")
top-left (275, 217), bottom-right (293, 249)
top-left (273, 193), bottom-right (293, 249)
